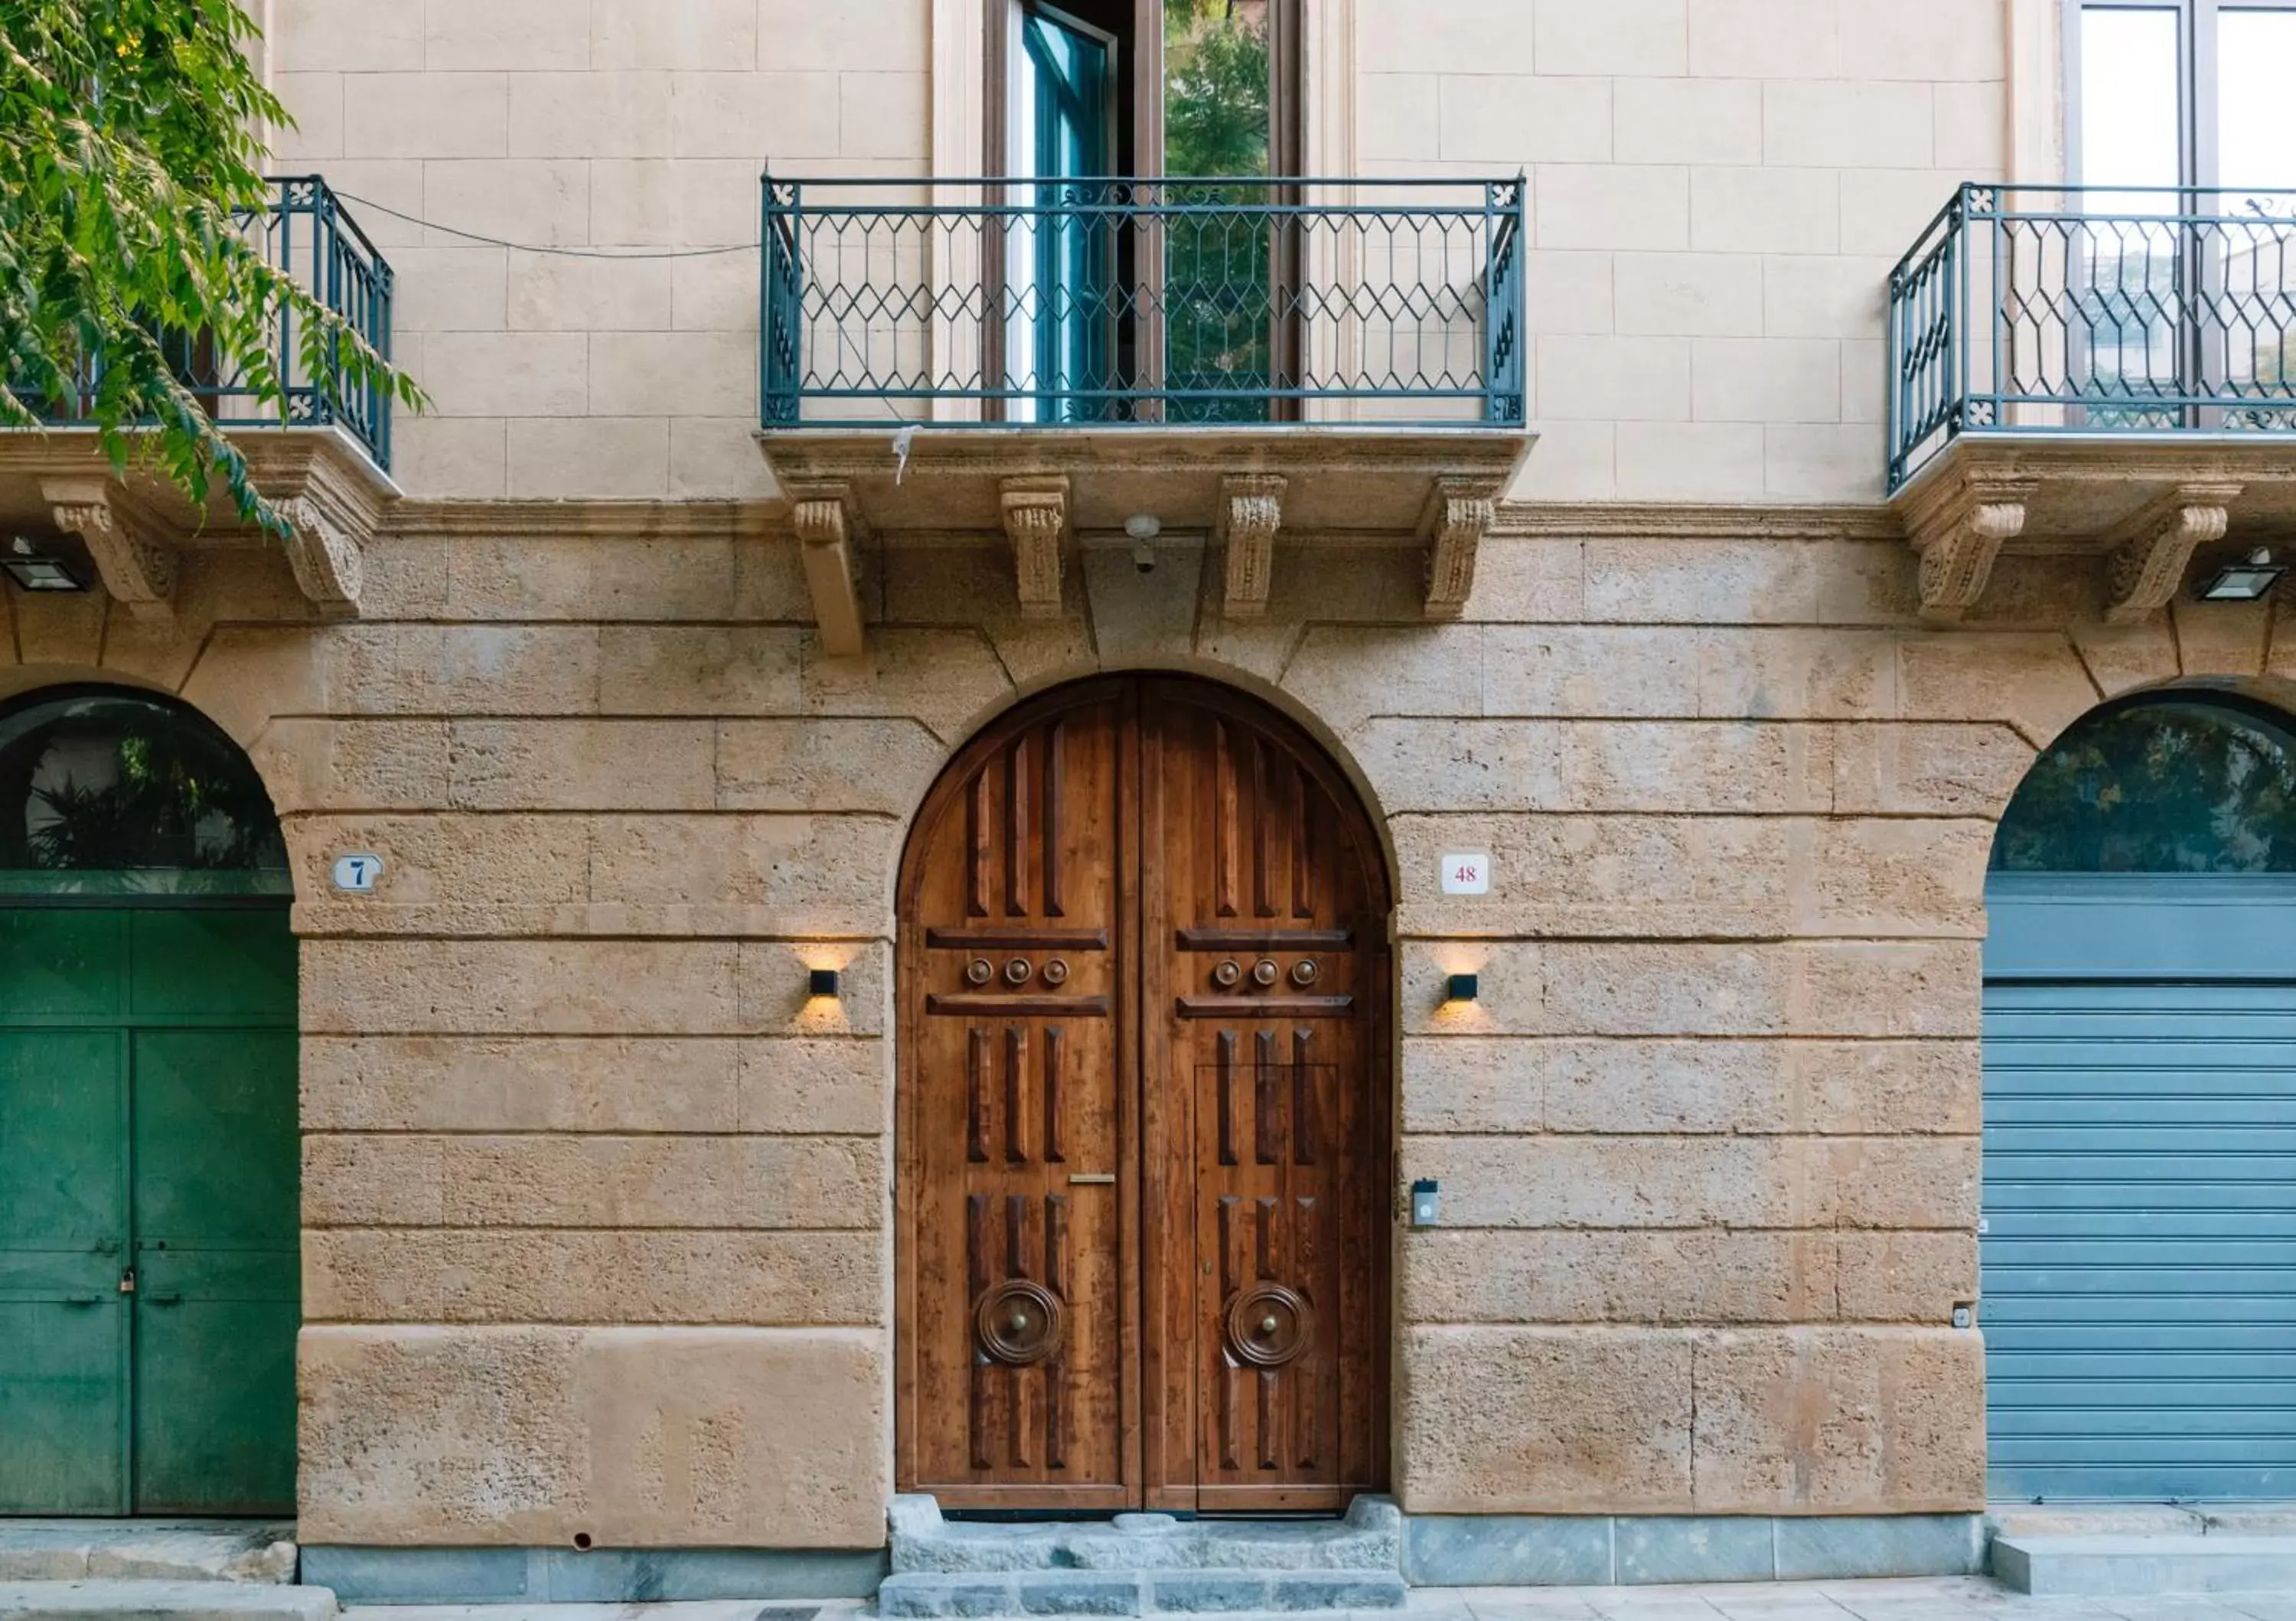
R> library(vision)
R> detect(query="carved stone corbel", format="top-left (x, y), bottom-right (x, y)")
top-left (1216, 474), bottom-right (1287, 619)
top-left (277, 496), bottom-right (365, 620)
top-left (2102, 481), bottom-right (2243, 625)
top-left (790, 480), bottom-right (866, 657)
top-left (1000, 475), bottom-right (1070, 620)
top-left (1418, 476), bottom-right (1495, 621)
top-left (1900, 468), bottom-right (2038, 621)
top-left (41, 479), bottom-right (178, 621)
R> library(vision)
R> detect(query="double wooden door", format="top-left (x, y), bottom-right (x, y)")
top-left (897, 677), bottom-right (1391, 1512)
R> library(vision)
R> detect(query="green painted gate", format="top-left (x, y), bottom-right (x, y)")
top-left (0, 905), bottom-right (298, 1515)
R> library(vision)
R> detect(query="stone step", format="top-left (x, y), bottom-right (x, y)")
top-left (0, 1525), bottom-right (298, 1586)
top-left (1992, 1533), bottom-right (2296, 1596)
top-left (0, 1580), bottom-right (336, 1620)
top-left (889, 1495), bottom-right (1401, 1576)
top-left (876, 1567), bottom-right (1407, 1616)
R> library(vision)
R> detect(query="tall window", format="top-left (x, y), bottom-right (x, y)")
top-left (2071, 0), bottom-right (2296, 201)
top-left (2066, 0), bottom-right (2296, 422)
top-left (989, 0), bottom-right (1302, 422)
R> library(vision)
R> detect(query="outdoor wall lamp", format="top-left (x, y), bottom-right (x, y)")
top-left (3, 539), bottom-right (86, 593)
top-left (2199, 547), bottom-right (2286, 602)
top-left (807, 968), bottom-right (841, 998)
top-left (1443, 973), bottom-right (1479, 1003)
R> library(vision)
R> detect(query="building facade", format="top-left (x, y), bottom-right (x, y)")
top-left (4, 0), bottom-right (2295, 1603)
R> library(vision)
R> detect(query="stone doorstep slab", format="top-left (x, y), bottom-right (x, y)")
top-left (0, 1580), bottom-right (336, 1620)
top-left (0, 1524), bottom-right (299, 1585)
top-left (876, 1567), bottom-right (1409, 1616)
top-left (1991, 1533), bottom-right (2296, 1597)
top-left (889, 1497), bottom-right (1403, 1575)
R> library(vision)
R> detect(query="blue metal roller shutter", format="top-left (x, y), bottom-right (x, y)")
top-left (1984, 876), bottom-right (2296, 1502)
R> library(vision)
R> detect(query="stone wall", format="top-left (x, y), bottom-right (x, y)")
top-left (266, 0), bottom-right (2020, 507)
top-left (5, 508), bottom-right (2285, 1543)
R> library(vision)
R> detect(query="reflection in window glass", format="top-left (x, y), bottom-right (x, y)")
top-left (1163, 0), bottom-right (1277, 421)
top-left (1991, 696), bottom-right (2296, 872)
top-left (2080, 6), bottom-right (2182, 204)
top-left (0, 690), bottom-right (289, 895)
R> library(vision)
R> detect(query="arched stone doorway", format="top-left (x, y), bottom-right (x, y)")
top-left (895, 675), bottom-right (1394, 1514)
top-left (0, 685), bottom-right (299, 1514)
top-left (1984, 687), bottom-right (2296, 1502)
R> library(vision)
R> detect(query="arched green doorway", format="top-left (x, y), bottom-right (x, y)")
top-left (0, 687), bottom-right (299, 1515)
top-left (1984, 690), bottom-right (2296, 1502)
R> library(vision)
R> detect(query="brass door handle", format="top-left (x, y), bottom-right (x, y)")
top-left (1068, 1173), bottom-right (1115, 1185)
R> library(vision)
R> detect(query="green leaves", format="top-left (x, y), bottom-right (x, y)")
top-left (0, 0), bottom-right (421, 532)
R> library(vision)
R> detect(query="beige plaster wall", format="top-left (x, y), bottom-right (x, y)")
top-left (5, 510), bottom-right (2286, 1540)
top-left (266, 0), bottom-right (2018, 507)
top-left (1355, 0), bottom-right (2011, 506)
top-left (268, 0), bottom-right (930, 502)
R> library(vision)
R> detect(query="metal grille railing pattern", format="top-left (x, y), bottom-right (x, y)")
top-left (35, 176), bottom-right (396, 471)
top-left (761, 174), bottom-right (1526, 429)
top-left (1890, 184), bottom-right (2296, 491)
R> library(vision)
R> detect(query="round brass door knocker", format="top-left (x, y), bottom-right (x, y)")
top-left (975, 1279), bottom-right (1065, 1365)
top-left (1224, 1283), bottom-right (1311, 1368)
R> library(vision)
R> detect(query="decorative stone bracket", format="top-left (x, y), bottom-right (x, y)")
top-left (1000, 475), bottom-right (1070, 620)
top-left (1899, 466), bottom-right (2038, 621)
top-left (1216, 474), bottom-right (1287, 619)
top-left (1419, 476), bottom-right (1497, 621)
top-left (791, 480), bottom-right (866, 657)
top-left (2102, 481), bottom-right (2243, 625)
top-left (41, 479), bottom-right (179, 621)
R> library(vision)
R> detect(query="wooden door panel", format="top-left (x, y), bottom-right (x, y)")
top-left (1143, 685), bottom-right (1388, 1511)
top-left (901, 685), bottom-right (1134, 1505)
top-left (900, 678), bottom-right (1387, 1513)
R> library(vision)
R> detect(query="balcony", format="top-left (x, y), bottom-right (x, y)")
top-left (753, 175), bottom-right (1533, 652)
top-left (1887, 184), bottom-right (2296, 622)
top-left (0, 176), bottom-right (398, 621)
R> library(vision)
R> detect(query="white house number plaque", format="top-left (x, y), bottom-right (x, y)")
top-left (331, 853), bottom-right (385, 893)
top-left (1439, 852), bottom-right (1491, 896)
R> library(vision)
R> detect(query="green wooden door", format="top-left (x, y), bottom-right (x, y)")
top-left (0, 907), bottom-right (297, 1515)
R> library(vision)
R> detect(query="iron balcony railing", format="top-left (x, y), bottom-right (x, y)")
top-left (1890, 183), bottom-right (2296, 491)
top-left (35, 175), bottom-right (396, 471)
top-left (760, 174), bottom-right (1526, 429)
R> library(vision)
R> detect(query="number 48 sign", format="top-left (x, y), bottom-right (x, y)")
top-left (1439, 852), bottom-right (1490, 896)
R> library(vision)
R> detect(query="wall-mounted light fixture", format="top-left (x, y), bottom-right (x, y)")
top-left (1443, 973), bottom-right (1479, 1003)
top-left (3, 539), bottom-right (86, 594)
top-left (807, 967), bottom-right (841, 998)
top-left (2200, 547), bottom-right (2286, 602)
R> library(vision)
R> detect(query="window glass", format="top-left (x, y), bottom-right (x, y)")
top-left (2079, 5), bottom-right (2183, 204)
top-left (0, 690), bottom-right (289, 896)
top-left (2218, 8), bottom-right (2296, 199)
top-left (1163, 1), bottom-right (1277, 421)
top-left (1163, 0), bottom-right (1270, 178)
top-left (1991, 696), bottom-right (2296, 872)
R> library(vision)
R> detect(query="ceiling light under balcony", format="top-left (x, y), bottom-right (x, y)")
top-left (2199, 547), bottom-right (2287, 603)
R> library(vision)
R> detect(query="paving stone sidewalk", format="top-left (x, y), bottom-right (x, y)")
top-left (336, 1577), bottom-right (2296, 1621)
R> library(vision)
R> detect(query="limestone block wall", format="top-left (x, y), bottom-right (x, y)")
top-left (268, 0), bottom-right (929, 501)
top-left (1355, 0), bottom-right (2011, 504)
top-left (2, 510), bottom-right (2286, 1543)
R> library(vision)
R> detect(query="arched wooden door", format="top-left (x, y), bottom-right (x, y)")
top-left (896, 677), bottom-right (1392, 1513)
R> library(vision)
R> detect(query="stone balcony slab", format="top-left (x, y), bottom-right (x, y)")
top-left (1887, 433), bottom-right (2296, 625)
